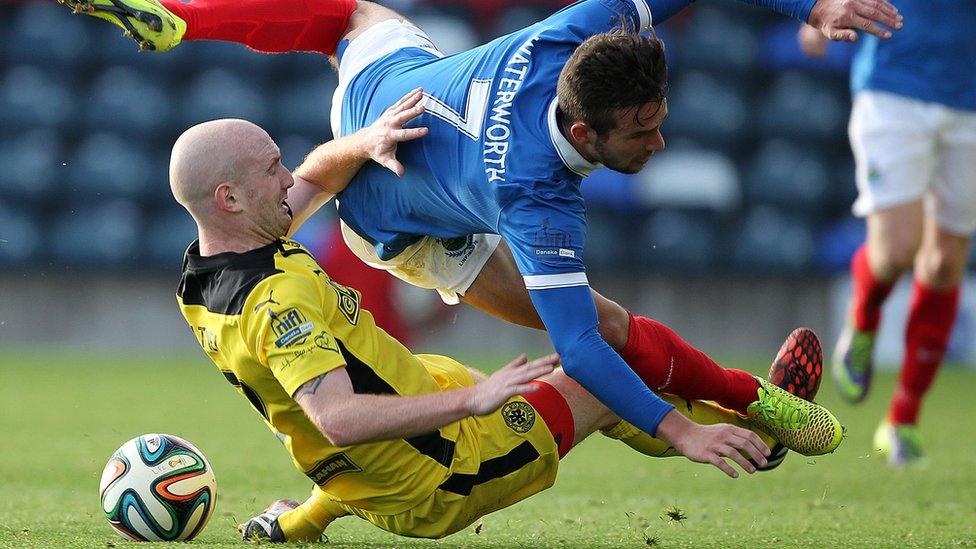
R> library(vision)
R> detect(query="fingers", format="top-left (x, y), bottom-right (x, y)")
top-left (849, 13), bottom-right (891, 39)
top-left (504, 354), bottom-right (529, 370)
top-left (856, 0), bottom-right (902, 30)
top-left (392, 126), bottom-right (429, 143)
top-left (721, 444), bottom-right (758, 475)
top-left (389, 87), bottom-right (424, 111)
top-left (382, 159), bottom-right (405, 177)
top-left (709, 455), bottom-right (739, 479)
top-left (391, 103), bottom-right (426, 127)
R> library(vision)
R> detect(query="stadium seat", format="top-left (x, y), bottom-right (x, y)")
top-left (408, 14), bottom-right (479, 54)
top-left (276, 134), bottom-right (317, 170)
top-left (757, 71), bottom-right (847, 140)
top-left (144, 209), bottom-right (199, 268)
top-left (0, 65), bottom-right (72, 130)
top-left (633, 147), bottom-right (741, 213)
top-left (0, 128), bottom-right (63, 201)
top-left (271, 75), bottom-right (338, 137)
top-left (179, 68), bottom-right (271, 129)
top-left (640, 208), bottom-right (718, 273)
top-left (731, 205), bottom-right (815, 273)
top-left (665, 71), bottom-right (750, 147)
top-left (68, 132), bottom-right (156, 199)
top-left (93, 24), bottom-right (194, 75)
top-left (744, 138), bottom-right (830, 214)
top-left (490, 5), bottom-right (558, 39)
top-left (49, 200), bottom-right (143, 267)
top-left (187, 40), bottom-right (275, 78)
top-left (816, 215), bottom-right (865, 274)
top-left (4, 3), bottom-right (90, 75)
top-left (760, 20), bottom-right (857, 74)
top-left (84, 66), bottom-right (173, 138)
top-left (0, 200), bottom-right (43, 266)
top-left (673, 6), bottom-right (759, 75)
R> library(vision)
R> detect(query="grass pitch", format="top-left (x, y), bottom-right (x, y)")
top-left (1, 350), bottom-right (975, 548)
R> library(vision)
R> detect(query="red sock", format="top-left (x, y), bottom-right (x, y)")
top-left (160, 0), bottom-right (357, 56)
top-left (851, 243), bottom-right (895, 332)
top-left (889, 279), bottom-right (960, 425)
top-left (618, 315), bottom-right (759, 414)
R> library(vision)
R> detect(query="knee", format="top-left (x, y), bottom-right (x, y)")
top-left (871, 244), bottom-right (917, 280)
top-left (916, 246), bottom-right (967, 288)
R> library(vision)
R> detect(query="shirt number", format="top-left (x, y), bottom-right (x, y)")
top-left (423, 79), bottom-right (492, 140)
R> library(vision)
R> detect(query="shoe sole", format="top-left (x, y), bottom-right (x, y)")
top-left (755, 328), bottom-right (825, 470)
top-left (60, 0), bottom-right (165, 50)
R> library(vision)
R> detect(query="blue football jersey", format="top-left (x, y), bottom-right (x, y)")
top-left (851, 0), bottom-right (976, 110)
top-left (334, 0), bottom-right (657, 291)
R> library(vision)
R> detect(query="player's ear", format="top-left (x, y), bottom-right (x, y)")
top-left (569, 121), bottom-right (596, 147)
top-left (214, 182), bottom-right (243, 213)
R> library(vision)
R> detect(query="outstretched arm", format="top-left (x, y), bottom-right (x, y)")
top-left (285, 88), bottom-right (428, 235)
top-left (529, 285), bottom-right (768, 478)
top-left (293, 354), bottom-right (557, 447)
top-left (643, 0), bottom-right (901, 41)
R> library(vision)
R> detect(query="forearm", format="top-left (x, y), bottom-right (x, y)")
top-left (529, 286), bottom-right (675, 435)
top-left (309, 388), bottom-right (473, 446)
top-left (293, 132), bottom-right (369, 195)
top-left (285, 176), bottom-right (334, 237)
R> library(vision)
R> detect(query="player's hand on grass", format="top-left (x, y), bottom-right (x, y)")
top-left (808, 0), bottom-right (902, 43)
top-left (798, 24), bottom-right (829, 58)
top-left (467, 353), bottom-right (559, 416)
top-left (656, 410), bottom-right (770, 479)
top-left (362, 87), bottom-right (429, 177)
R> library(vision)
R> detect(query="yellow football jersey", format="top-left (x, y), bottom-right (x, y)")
top-left (177, 238), bottom-right (463, 514)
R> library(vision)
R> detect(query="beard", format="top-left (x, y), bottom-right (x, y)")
top-left (593, 138), bottom-right (647, 175)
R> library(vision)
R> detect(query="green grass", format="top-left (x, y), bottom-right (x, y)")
top-left (1, 350), bottom-right (975, 548)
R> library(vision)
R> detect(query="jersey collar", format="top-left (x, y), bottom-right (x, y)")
top-left (184, 239), bottom-right (278, 272)
top-left (546, 98), bottom-right (601, 178)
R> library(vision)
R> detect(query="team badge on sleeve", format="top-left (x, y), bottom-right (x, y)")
top-left (501, 401), bottom-right (536, 433)
top-left (270, 308), bottom-right (315, 348)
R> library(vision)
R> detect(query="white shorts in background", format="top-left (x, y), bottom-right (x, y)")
top-left (340, 222), bottom-right (501, 305)
top-left (849, 90), bottom-right (976, 235)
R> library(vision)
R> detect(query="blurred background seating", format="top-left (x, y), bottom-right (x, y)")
top-left (0, 0), bottom-right (863, 277)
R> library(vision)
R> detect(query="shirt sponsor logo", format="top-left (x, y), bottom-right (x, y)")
top-left (533, 248), bottom-right (575, 258)
top-left (533, 218), bottom-right (573, 248)
top-left (305, 452), bottom-right (362, 485)
top-left (270, 307), bottom-right (314, 348)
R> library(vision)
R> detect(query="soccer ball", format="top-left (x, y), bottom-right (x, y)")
top-left (98, 433), bottom-right (217, 541)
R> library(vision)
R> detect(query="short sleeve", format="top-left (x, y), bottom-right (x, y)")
top-left (242, 275), bottom-right (347, 396)
top-left (499, 188), bottom-right (589, 290)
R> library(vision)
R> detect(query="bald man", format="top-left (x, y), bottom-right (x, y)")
top-left (166, 99), bottom-right (844, 543)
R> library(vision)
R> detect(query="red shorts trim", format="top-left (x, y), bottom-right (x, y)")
top-left (523, 380), bottom-right (574, 458)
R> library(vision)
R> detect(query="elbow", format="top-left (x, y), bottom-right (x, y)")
top-left (314, 415), bottom-right (361, 447)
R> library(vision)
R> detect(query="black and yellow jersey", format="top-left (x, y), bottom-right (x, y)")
top-left (176, 238), bottom-right (465, 514)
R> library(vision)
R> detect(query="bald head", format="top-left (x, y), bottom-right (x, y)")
top-left (169, 119), bottom-right (275, 218)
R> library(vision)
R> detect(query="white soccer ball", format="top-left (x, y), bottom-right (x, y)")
top-left (98, 433), bottom-right (217, 541)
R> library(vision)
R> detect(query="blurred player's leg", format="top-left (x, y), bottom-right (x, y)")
top-left (879, 138), bottom-right (974, 465)
top-left (61, 0), bottom-right (356, 55)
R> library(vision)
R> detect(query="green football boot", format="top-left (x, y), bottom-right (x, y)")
top-left (746, 377), bottom-right (845, 456)
top-left (59, 0), bottom-right (186, 51)
top-left (874, 421), bottom-right (925, 468)
top-left (832, 324), bottom-right (876, 404)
